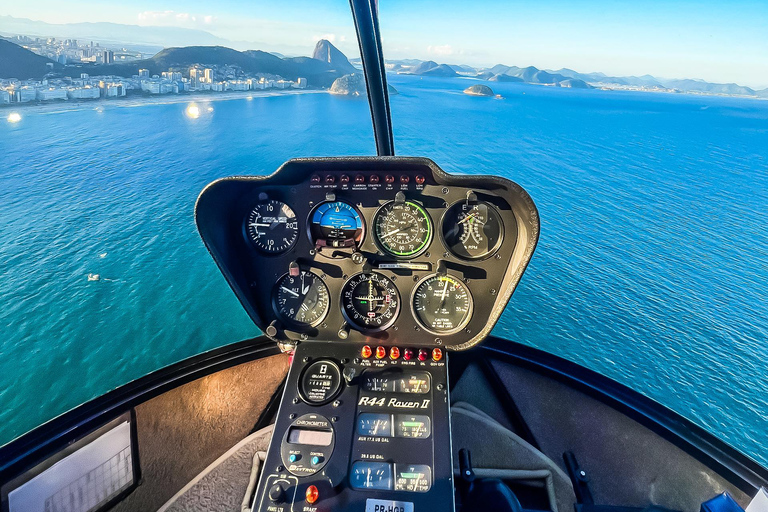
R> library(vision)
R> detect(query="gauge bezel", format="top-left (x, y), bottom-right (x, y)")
top-left (372, 200), bottom-right (433, 259)
top-left (296, 360), bottom-right (343, 406)
top-left (271, 270), bottom-right (331, 329)
top-left (439, 200), bottom-right (505, 261)
top-left (341, 271), bottom-right (401, 332)
top-left (306, 200), bottom-right (366, 253)
top-left (242, 199), bottom-right (300, 256)
top-left (410, 273), bottom-right (474, 336)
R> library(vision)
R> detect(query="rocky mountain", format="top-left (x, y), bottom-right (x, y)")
top-left (312, 39), bottom-right (357, 74)
top-left (488, 74), bottom-right (523, 83)
top-left (330, 73), bottom-right (398, 96)
top-left (0, 38), bottom-right (62, 79)
top-left (464, 84), bottom-right (494, 96)
top-left (407, 61), bottom-right (459, 77)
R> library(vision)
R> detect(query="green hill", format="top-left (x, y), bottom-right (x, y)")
top-left (0, 39), bottom-right (62, 79)
top-left (62, 45), bottom-right (344, 87)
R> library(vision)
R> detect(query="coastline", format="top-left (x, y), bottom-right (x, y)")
top-left (1, 88), bottom-right (328, 115)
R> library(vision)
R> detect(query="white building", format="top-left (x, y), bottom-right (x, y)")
top-left (204, 69), bottom-right (214, 84)
top-left (100, 82), bottom-right (126, 97)
top-left (0, 89), bottom-right (10, 104)
top-left (67, 86), bottom-right (100, 100)
top-left (293, 77), bottom-right (307, 89)
top-left (36, 88), bottom-right (68, 101)
top-left (138, 69), bottom-right (149, 79)
top-left (227, 80), bottom-right (249, 91)
top-left (274, 80), bottom-right (293, 89)
top-left (16, 86), bottom-right (37, 102)
top-left (211, 82), bottom-right (225, 92)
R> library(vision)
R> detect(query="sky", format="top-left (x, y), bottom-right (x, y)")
top-left (2, 0), bottom-right (767, 88)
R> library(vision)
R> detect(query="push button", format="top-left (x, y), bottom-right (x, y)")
top-left (289, 454), bottom-right (300, 463)
top-left (311, 455), bottom-right (323, 465)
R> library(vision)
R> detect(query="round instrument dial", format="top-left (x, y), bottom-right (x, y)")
top-left (412, 274), bottom-right (473, 335)
top-left (373, 200), bottom-right (432, 258)
top-left (308, 200), bottom-right (364, 249)
top-left (341, 272), bottom-right (400, 332)
top-left (244, 200), bottom-right (299, 254)
top-left (441, 201), bottom-right (503, 260)
top-left (273, 271), bottom-right (330, 328)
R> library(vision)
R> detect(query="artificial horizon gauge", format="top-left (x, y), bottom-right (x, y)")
top-left (412, 274), bottom-right (473, 335)
top-left (441, 200), bottom-right (504, 260)
top-left (244, 200), bottom-right (299, 254)
top-left (373, 199), bottom-right (433, 258)
top-left (308, 200), bottom-right (364, 250)
top-left (272, 270), bottom-right (330, 328)
top-left (341, 272), bottom-right (400, 332)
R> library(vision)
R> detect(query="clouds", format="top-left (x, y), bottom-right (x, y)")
top-left (427, 44), bottom-right (457, 56)
top-left (313, 33), bottom-right (347, 44)
top-left (137, 10), bottom-right (216, 28)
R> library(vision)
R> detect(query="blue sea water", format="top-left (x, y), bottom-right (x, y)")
top-left (1, 76), bottom-right (767, 467)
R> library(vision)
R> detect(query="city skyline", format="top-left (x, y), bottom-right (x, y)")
top-left (1, 0), bottom-right (767, 88)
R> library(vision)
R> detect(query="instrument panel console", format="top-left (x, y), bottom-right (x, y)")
top-left (196, 157), bottom-right (539, 351)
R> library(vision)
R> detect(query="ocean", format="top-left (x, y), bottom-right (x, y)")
top-left (1, 75), bottom-right (766, 467)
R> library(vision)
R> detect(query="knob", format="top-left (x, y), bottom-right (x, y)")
top-left (268, 482), bottom-right (286, 503)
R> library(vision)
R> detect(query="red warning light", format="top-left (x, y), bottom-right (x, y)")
top-left (418, 348), bottom-right (429, 361)
top-left (403, 348), bottom-right (414, 361)
top-left (305, 485), bottom-right (319, 504)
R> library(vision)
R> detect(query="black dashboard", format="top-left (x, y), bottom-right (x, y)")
top-left (195, 157), bottom-right (538, 512)
top-left (195, 157), bottom-right (539, 351)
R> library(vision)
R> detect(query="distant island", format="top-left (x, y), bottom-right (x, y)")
top-left (464, 84), bottom-right (494, 97)
top-left (330, 73), bottom-right (399, 97)
top-left (376, 58), bottom-right (767, 99)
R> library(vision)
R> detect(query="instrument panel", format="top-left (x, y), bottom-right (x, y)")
top-left (195, 157), bottom-right (539, 350)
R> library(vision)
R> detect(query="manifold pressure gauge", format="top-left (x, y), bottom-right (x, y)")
top-left (412, 274), bottom-right (473, 335)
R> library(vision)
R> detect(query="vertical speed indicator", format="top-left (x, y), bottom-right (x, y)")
top-left (244, 200), bottom-right (299, 254)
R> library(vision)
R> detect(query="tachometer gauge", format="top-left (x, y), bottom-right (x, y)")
top-left (309, 200), bottom-right (364, 249)
top-left (273, 271), bottom-right (330, 328)
top-left (341, 272), bottom-right (400, 332)
top-left (244, 200), bottom-right (299, 254)
top-left (373, 199), bottom-right (432, 258)
top-left (412, 274), bottom-right (473, 335)
top-left (441, 201), bottom-right (503, 260)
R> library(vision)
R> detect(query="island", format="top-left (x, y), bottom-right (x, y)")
top-left (464, 84), bottom-right (495, 97)
top-left (330, 73), bottom-right (399, 96)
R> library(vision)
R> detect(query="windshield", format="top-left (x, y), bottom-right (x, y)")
top-left (2, 0), bottom-right (768, 473)
top-left (0, 1), bottom-right (372, 444)
top-left (377, 0), bottom-right (768, 467)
